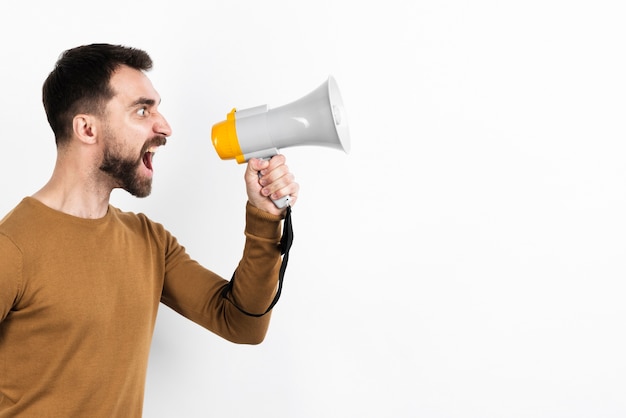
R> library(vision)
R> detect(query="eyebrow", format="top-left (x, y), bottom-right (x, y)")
top-left (130, 97), bottom-right (160, 107)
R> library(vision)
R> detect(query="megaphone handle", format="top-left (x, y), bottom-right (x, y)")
top-left (272, 194), bottom-right (291, 209)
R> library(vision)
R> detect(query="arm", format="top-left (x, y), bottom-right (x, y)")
top-left (160, 205), bottom-right (283, 344)
top-left (0, 234), bottom-right (22, 323)
top-left (160, 155), bottom-right (298, 343)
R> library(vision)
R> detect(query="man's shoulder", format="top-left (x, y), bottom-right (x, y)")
top-left (0, 197), bottom-right (33, 230)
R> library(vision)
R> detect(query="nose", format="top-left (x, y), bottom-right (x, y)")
top-left (154, 113), bottom-right (172, 137)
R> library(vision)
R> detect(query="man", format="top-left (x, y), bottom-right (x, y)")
top-left (0, 43), bottom-right (298, 416)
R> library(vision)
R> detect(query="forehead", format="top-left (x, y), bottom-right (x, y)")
top-left (109, 65), bottom-right (160, 105)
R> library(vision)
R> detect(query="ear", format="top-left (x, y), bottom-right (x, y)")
top-left (73, 114), bottom-right (98, 145)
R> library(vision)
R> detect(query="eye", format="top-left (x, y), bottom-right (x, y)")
top-left (137, 107), bottom-right (148, 117)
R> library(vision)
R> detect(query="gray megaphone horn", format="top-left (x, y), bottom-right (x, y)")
top-left (211, 75), bottom-right (351, 208)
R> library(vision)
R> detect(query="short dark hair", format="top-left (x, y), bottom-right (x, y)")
top-left (42, 43), bottom-right (153, 147)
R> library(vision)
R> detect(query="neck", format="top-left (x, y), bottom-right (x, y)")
top-left (32, 182), bottom-right (113, 219)
top-left (32, 153), bottom-right (114, 219)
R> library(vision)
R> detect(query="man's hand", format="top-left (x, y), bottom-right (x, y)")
top-left (245, 155), bottom-right (299, 216)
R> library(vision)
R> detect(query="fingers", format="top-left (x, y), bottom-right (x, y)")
top-left (258, 157), bottom-right (293, 196)
top-left (247, 156), bottom-right (300, 214)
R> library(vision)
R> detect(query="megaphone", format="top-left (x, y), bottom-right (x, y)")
top-left (211, 75), bottom-right (350, 208)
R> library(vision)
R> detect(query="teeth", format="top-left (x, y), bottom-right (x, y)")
top-left (147, 146), bottom-right (158, 153)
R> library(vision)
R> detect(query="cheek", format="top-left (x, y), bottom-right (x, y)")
top-left (104, 125), bottom-right (146, 155)
top-left (103, 118), bottom-right (146, 143)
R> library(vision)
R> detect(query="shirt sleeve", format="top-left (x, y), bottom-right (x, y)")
top-left (0, 234), bottom-right (23, 323)
top-left (160, 203), bottom-right (283, 344)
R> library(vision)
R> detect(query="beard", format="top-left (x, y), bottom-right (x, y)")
top-left (99, 135), bottom-right (167, 198)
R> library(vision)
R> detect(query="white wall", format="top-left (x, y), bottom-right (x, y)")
top-left (1, 1), bottom-right (625, 417)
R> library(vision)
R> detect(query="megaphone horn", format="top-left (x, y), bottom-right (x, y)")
top-left (211, 75), bottom-right (351, 208)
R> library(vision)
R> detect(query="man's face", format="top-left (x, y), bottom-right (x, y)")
top-left (98, 65), bottom-right (171, 197)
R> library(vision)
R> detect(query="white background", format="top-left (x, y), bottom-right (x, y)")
top-left (1, 1), bottom-right (625, 417)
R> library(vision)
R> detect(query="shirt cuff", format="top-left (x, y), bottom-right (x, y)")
top-left (245, 202), bottom-right (283, 240)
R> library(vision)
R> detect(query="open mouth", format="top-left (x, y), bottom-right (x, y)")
top-left (142, 146), bottom-right (159, 171)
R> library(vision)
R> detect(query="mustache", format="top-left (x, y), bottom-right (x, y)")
top-left (141, 136), bottom-right (167, 154)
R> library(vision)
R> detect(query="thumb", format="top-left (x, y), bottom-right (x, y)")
top-left (245, 158), bottom-right (268, 180)
top-left (249, 157), bottom-right (268, 171)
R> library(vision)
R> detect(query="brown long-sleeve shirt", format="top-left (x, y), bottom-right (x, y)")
top-left (0, 197), bottom-right (283, 417)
